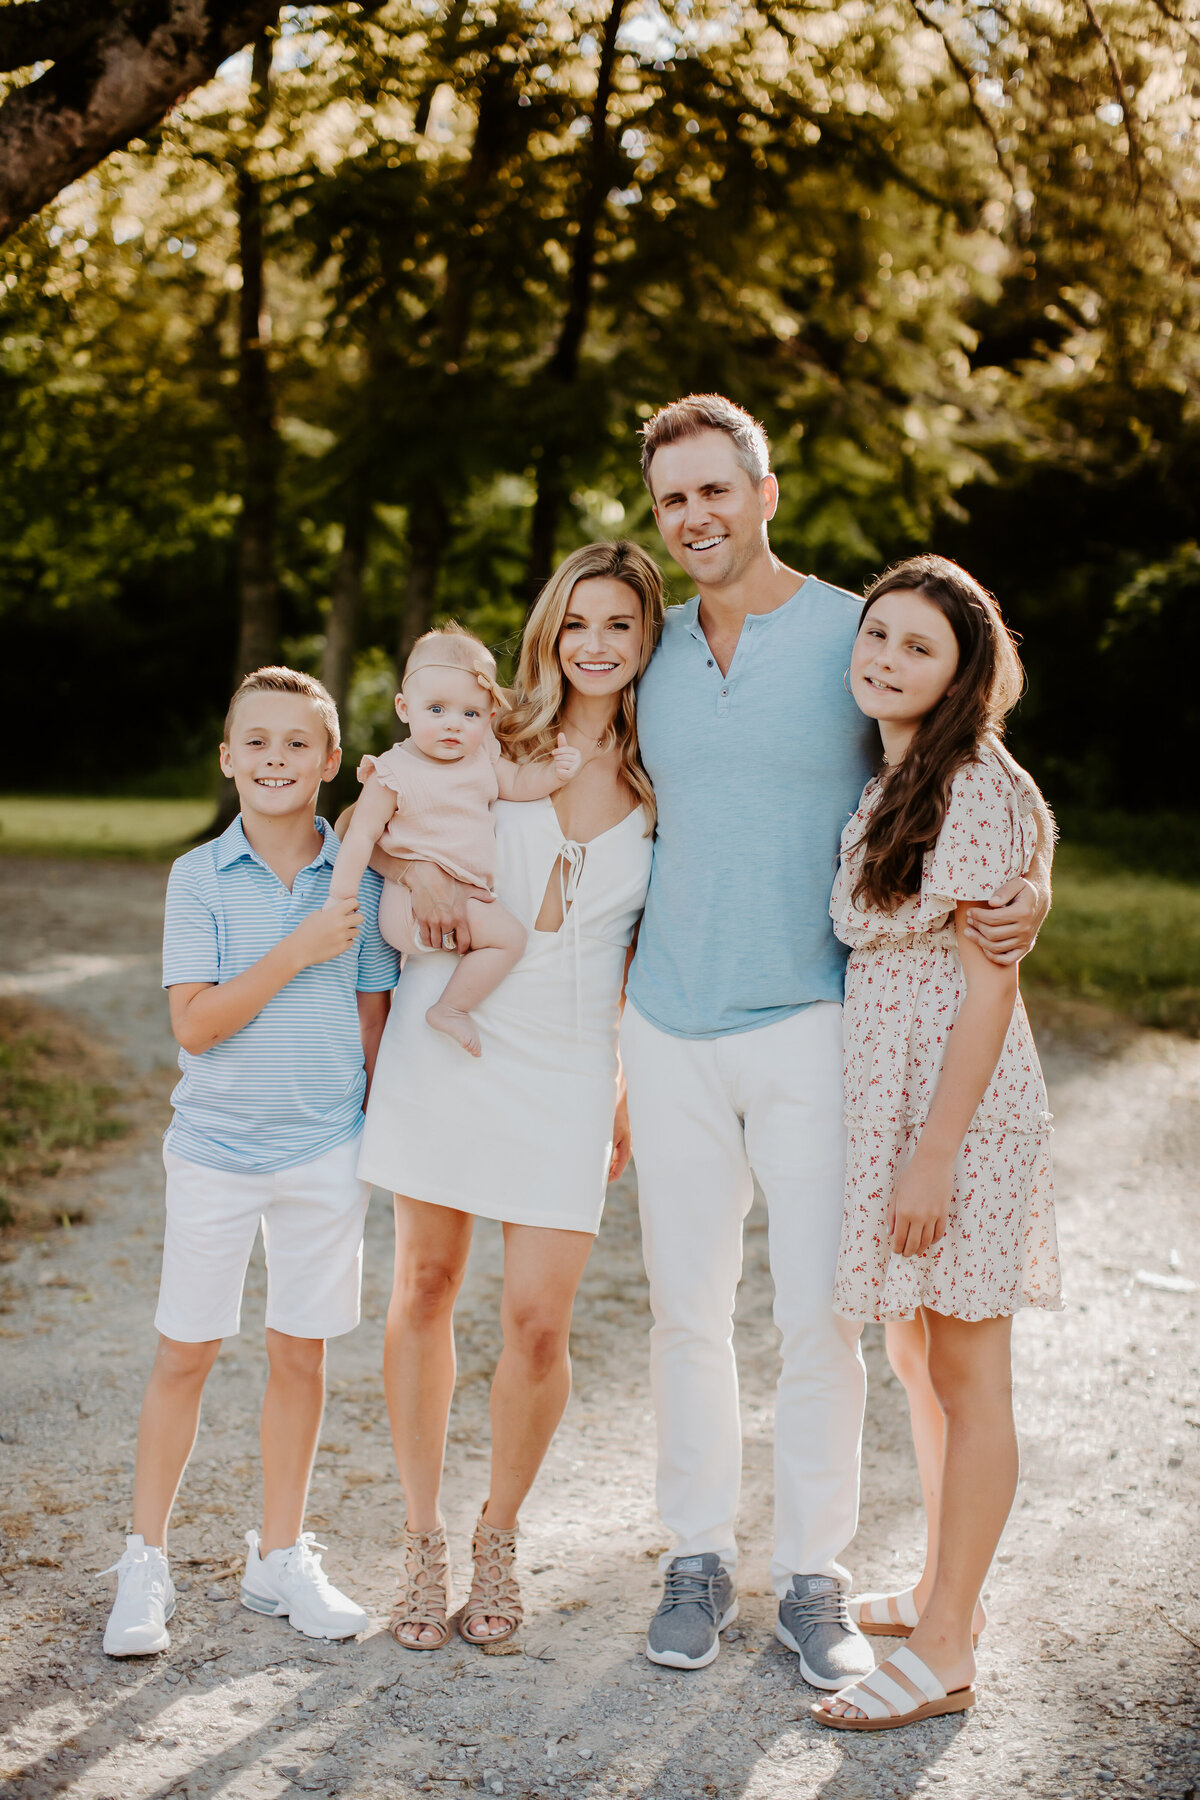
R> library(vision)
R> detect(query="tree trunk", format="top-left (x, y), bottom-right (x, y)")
top-left (524, 0), bottom-right (627, 603)
top-left (397, 489), bottom-right (449, 684)
top-left (232, 30), bottom-right (278, 681)
top-left (0, 0), bottom-right (281, 243)
top-left (412, 0), bottom-right (469, 137)
top-left (526, 458), bottom-right (567, 602)
top-left (395, 31), bottom-right (515, 669)
top-left (321, 500), bottom-right (369, 719)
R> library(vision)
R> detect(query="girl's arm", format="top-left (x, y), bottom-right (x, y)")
top-left (496, 734), bottom-right (582, 802)
top-left (889, 902), bottom-right (1019, 1258)
top-left (327, 774), bottom-right (400, 904)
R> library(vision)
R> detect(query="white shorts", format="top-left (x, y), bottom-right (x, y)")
top-left (155, 1134), bottom-right (370, 1343)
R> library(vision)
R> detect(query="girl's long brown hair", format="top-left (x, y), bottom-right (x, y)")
top-left (496, 540), bottom-right (665, 832)
top-left (851, 555), bottom-right (1025, 912)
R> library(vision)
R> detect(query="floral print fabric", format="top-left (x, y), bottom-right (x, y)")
top-left (830, 745), bottom-right (1062, 1323)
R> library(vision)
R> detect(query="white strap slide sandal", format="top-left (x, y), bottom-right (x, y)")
top-left (811, 1643), bottom-right (976, 1732)
top-left (850, 1586), bottom-right (980, 1647)
top-left (850, 1586), bottom-right (920, 1636)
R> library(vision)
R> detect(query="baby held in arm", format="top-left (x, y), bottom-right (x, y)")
top-left (326, 628), bottom-right (581, 1056)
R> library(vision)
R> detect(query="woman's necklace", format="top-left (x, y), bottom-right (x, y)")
top-left (562, 719), bottom-right (613, 751)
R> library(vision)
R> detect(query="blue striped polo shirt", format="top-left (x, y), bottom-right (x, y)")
top-left (628, 577), bottom-right (877, 1038)
top-left (162, 815), bottom-right (399, 1173)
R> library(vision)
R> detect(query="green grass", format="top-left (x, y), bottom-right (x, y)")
top-left (0, 1000), bottom-right (129, 1227)
top-left (0, 796), bottom-right (1197, 1034)
top-left (1029, 844), bottom-right (1200, 1036)
top-left (0, 795), bottom-right (216, 860)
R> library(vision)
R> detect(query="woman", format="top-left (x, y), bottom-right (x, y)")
top-left (352, 540), bottom-right (664, 1650)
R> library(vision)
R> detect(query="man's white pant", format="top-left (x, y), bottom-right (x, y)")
top-left (620, 1001), bottom-right (865, 1598)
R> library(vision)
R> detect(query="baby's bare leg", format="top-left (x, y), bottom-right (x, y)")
top-left (426, 900), bottom-right (526, 1056)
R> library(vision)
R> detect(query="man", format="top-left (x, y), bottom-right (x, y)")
top-left (620, 394), bottom-right (1048, 1685)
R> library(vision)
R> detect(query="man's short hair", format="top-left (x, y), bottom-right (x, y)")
top-left (224, 666), bottom-right (341, 751)
top-left (640, 393), bottom-right (771, 490)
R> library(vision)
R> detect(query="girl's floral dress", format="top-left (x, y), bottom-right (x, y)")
top-left (831, 744), bottom-right (1062, 1324)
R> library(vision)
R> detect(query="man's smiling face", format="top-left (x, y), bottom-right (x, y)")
top-left (648, 428), bottom-right (777, 590)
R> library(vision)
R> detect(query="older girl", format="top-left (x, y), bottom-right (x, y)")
top-left (813, 555), bottom-right (1061, 1732)
top-left (350, 540), bottom-right (664, 1653)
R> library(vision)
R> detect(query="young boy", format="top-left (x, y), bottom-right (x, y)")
top-left (102, 667), bottom-right (399, 1656)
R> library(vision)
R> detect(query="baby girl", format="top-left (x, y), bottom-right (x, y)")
top-left (327, 627), bottom-right (581, 1055)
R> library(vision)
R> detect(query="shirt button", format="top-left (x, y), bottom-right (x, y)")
top-left (721, 688), bottom-right (728, 696)
top-left (707, 659), bottom-right (714, 668)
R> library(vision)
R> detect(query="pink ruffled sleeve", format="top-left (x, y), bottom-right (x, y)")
top-left (366, 745), bottom-right (418, 805)
top-left (920, 754), bottom-right (1038, 916)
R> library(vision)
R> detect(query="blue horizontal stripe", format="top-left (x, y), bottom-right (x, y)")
top-left (162, 814), bottom-right (399, 1172)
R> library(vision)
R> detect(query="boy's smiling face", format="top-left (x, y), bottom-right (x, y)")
top-left (219, 691), bottom-right (341, 820)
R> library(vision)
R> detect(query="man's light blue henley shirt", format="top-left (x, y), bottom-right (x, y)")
top-left (627, 577), bottom-right (877, 1039)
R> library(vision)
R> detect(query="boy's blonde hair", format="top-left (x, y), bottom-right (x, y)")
top-left (224, 666), bottom-right (341, 751)
top-left (402, 626), bottom-right (509, 712)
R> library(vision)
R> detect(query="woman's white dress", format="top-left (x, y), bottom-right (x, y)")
top-left (357, 797), bottom-right (653, 1233)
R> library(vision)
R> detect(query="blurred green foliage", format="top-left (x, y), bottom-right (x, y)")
top-left (1, 1), bottom-right (1198, 807)
top-left (1030, 852), bottom-right (1200, 1037)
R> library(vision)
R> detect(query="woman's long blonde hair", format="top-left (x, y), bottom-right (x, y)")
top-left (496, 540), bottom-right (665, 832)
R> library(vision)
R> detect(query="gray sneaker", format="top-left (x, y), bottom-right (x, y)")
top-left (645, 1553), bottom-right (738, 1669)
top-left (775, 1573), bottom-right (875, 1690)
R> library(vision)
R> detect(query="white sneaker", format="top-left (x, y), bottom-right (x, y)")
top-left (240, 1530), bottom-right (367, 1640)
top-left (101, 1535), bottom-right (175, 1657)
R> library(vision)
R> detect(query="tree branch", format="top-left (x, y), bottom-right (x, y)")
top-left (0, 0), bottom-right (125, 74)
top-left (1079, 0), bottom-right (1144, 200)
top-left (1144, 0), bottom-right (1200, 56)
top-left (0, 0), bottom-right (282, 243)
top-left (905, 0), bottom-right (1019, 196)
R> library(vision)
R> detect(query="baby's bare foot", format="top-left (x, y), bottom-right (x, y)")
top-left (426, 1001), bottom-right (482, 1056)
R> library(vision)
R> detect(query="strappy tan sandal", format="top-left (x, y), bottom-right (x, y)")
top-left (389, 1524), bottom-right (452, 1651)
top-left (456, 1512), bottom-right (523, 1646)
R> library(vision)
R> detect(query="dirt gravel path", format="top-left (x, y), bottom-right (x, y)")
top-left (0, 856), bottom-right (1197, 1800)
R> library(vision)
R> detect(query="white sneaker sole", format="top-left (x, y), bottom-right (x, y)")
top-left (774, 1618), bottom-right (873, 1691)
top-left (103, 1598), bottom-right (175, 1658)
top-left (240, 1586), bottom-right (363, 1641)
top-left (645, 1600), bottom-right (739, 1670)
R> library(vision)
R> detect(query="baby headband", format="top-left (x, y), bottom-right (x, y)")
top-left (402, 657), bottom-right (510, 713)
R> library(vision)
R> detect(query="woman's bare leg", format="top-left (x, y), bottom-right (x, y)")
top-left (885, 1314), bottom-right (986, 1635)
top-left (466, 1222), bottom-right (594, 1636)
top-left (383, 1196), bottom-right (473, 1644)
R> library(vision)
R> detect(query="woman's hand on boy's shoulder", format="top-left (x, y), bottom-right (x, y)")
top-left (964, 876), bottom-right (1040, 965)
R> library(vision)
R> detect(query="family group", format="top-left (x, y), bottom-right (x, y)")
top-left (99, 393), bottom-right (1062, 1733)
